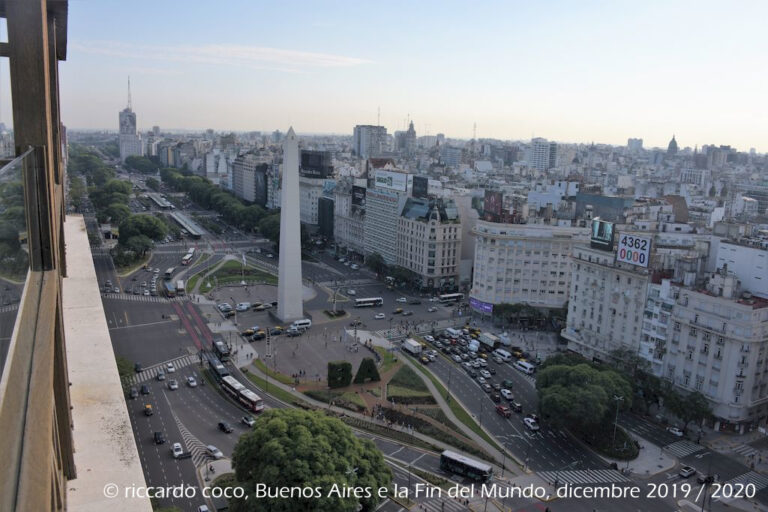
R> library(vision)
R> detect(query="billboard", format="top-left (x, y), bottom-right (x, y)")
top-left (412, 176), bottom-right (429, 199)
top-left (616, 233), bottom-right (651, 268)
top-left (590, 218), bottom-right (615, 251)
top-left (374, 169), bottom-right (407, 192)
top-left (299, 150), bottom-right (333, 179)
top-left (470, 297), bottom-right (493, 314)
top-left (483, 190), bottom-right (503, 221)
top-left (351, 185), bottom-right (366, 215)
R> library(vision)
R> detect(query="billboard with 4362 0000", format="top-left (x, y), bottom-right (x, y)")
top-left (616, 233), bottom-right (651, 268)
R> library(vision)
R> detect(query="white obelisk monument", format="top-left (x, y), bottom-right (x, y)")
top-left (277, 127), bottom-right (304, 322)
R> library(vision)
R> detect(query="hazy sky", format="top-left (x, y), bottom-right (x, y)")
top-left (51, 0), bottom-right (768, 150)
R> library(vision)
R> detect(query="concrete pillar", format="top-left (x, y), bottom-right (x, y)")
top-left (277, 127), bottom-right (304, 322)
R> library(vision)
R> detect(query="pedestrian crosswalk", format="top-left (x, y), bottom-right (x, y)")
top-left (663, 440), bottom-right (705, 458)
top-left (128, 355), bottom-right (198, 385)
top-left (725, 471), bottom-right (768, 491)
top-left (0, 303), bottom-right (19, 313)
top-left (103, 292), bottom-right (190, 303)
top-left (733, 443), bottom-right (759, 458)
top-left (387, 465), bottom-right (466, 512)
top-left (538, 469), bottom-right (631, 486)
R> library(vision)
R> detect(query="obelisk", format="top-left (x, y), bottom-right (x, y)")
top-left (277, 127), bottom-right (304, 322)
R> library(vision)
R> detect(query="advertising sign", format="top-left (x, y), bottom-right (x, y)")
top-left (412, 176), bottom-right (429, 198)
top-left (616, 233), bottom-right (651, 268)
top-left (470, 296), bottom-right (493, 314)
top-left (351, 185), bottom-right (366, 215)
top-left (590, 218), bottom-right (615, 251)
top-left (374, 169), bottom-right (407, 192)
top-left (299, 150), bottom-right (333, 179)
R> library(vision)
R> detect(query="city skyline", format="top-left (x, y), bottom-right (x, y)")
top-left (45, 0), bottom-right (768, 152)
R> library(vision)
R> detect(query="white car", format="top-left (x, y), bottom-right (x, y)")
top-left (396, 297), bottom-right (408, 303)
top-left (374, 313), bottom-right (386, 319)
top-left (168, 379), bottom-right (179, 390)
top-left (143, 289), bottom-right (150, 296)
top-left (452, 355), bottom-right (462, 363)
top-left (476, 359), bottom-right (488, 367)
top-left (501, 389), bottom-right (514, 400)
top-left (172, 442), bottom-right (184, 458)
top-left (477, 377), bottom-right (486, 385)
top-left (350, 264), bottom-right (359, 270)
top-left (206, 445), bottom-right (224, 459)
top-left (429, 297), bottom-right (439, 302)
top-left (166, 363), bottom-right (175, 373)
top-left (187, 376), bottom-right (198, 387)
top-left (347, 289), bottom-right (356, 296)
top-left (524, 417), bottom-right (540, 432)
top-left (242, 416), bottom-right (255, 427)
top-left (217, 303), bottom-right (232, 311)
top-left (480, 369), bottom-right (491, 378)
top-left (427, 307), bottom-right (437, 312)
top-left (667, 426), bottom-right (684, 437)
top-left (236, 302), bottom-right (251, 311)
top-left (423, 335), bottom-right (435, 343)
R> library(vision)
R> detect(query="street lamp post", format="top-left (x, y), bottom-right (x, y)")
top-left (612, 395), bottom-right (625, 449)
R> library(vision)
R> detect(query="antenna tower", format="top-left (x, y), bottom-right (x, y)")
top-left (127, 76), bottom-right (132, 111)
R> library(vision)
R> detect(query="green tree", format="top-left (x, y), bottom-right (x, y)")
top-left (105, 203), bottom-right (132, 225)
top-left (353, 358), bottom-right (381, 384)
top-left (124, 235), bottom-right (153, 256)
top-left (145, 177), bottom-right (160, 191)
top-left (258, 214), bottom-right (281, 244)
top-left (230, 409), bottom-right (391, 512)
top-left (328, 361), bottom-right (353, 389)
top-left (125, 155), bottom-right (160, 174)
top-left (365, 252), bottom-right (386, 274)
top-left (665, 390), bottom-right (711, 433)
top-left (69, 175), bottom-right (87, 209)
top-left (118, 214), bottom-right (167, 245)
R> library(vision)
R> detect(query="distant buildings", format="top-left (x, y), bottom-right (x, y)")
top-left (118, 81), bottom-right (142, 161)
top-left (353, 125), bottom-right (387, 159)
top-left (627, 138), bottom-right (643, 153)
top-left (530, 137), bottom-right (557, 171)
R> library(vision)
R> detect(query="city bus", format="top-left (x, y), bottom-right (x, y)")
top-left (213, 340), bottom-right (230, 362)
top-left (181, 248), bottom-right (195, 265)
top-left (439, 450), bottom-right (492, 482)
top-left (163, 281), bottom-right (176, 298)
top-left (354, 297), bottom-right (384, 308)
top-left (238, 388), bottom-right (265, 413)
top-left (221, 375), bottom-right (245, 398)
top-left (164, 267), bottom-right (175, 280)
top-left (438, 293), bottom-right (464, 305)
top-left (208, 356), bottom-right (230, 382)
top-left (176, 280), bottom-right (185, 295)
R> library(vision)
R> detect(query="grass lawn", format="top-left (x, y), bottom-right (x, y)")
top-left (253, 358), bottom-right (294, 385)
top-left (389, 365), bottom-right (429, 392)
top-left (409, 359), bottom-right (504, 455)
top-left (374, 346), bottom-right (398, 374)
top-left (387, 384), bottom-right (433, 398)
top-left (116, 252), bottom-right (151, 277)
top-left (340, 391), bottom-right (367, 409)
top-left (414, 407), bottom-right (462, 433)
top-left (243, 370), bottom-right (304, 406)
top-left (206, 259), bottom-right (277, 287)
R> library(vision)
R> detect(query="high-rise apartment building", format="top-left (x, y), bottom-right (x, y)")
top-left (334, 179), bottom-right (366, 258)
top-left (232, 153), bottom-right (269, 205)
top-left (627, 138), bottom-right (644, 152)
top-left (118, 79), bottom-right (142, 161)
top-left (530, 137), bottom-right (557, 171)
top-left (353, 125), bottom-right (387, 159)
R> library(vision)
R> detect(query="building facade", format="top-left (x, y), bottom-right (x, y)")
top-left (118, 107), bottom-right (142, 162)
top-left (353, 125), bottom-right (387, 159)
top-left (364, 187), bottom-right (406, 265)
top-left (232, 153), bottom-right (268, 205)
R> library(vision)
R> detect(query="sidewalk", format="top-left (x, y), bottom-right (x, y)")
top-left (601, 430), bottom-right (676, 478)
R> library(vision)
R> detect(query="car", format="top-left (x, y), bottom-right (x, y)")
top-left (488, 367), bottom-right (496, 375)
top-left (135, 362), bottom-right (143, 373)
top-left (392, 308), bottom-right (403, 315)
top-left (500, 388), bottom-right (514, 400)
top-left (480, 369), bottom-right (491, 378)
top-left (696, 473), bottom-right (718, 485)
top-left (217, 303), bottom-right (233, 311)
top-left (434, 341), bottom-right (443, 349)
top-left (679, 465), bottom-right (696, 478)
top-left (460, 353), bottom-right (470, 361)
top-left (144, 404), bottom-right (153, 416)
top-left (129, 387), bottom-right (138, 399)
top-left (338, 257), bottom-right (346, 263)
top-left (427, 307), bottom-right (437, 312)
top-left (113, 286), bottom-right (121, 293)
top-left (172, 442), bottom-right (184, 458)
top-left (496, 405), bottom-right (512, 417)
top-left (156, 370), bottom-right (166, 381)
top-left (375, 313), bottom-right (386, 319)
top-left (524, 417), bottom-right (540, 432)
top-left (168, 379), bottom-right (179, 390)
top-left (478, 353), bottom-right (488, 360)
top-left (141, 281), bottom-right (147, 288)
top-left (426, 353), bottom-right (436, 362)
top-left (396, 297), bottom-right (408, 303)
top-left (187, 376), bottom-right (198, 387)
top-left (350, 264), bottom-right (360, 270)
top-left (525, 413), bottom-right (540, 423)
top-left (133, 288), bottom-right (141, 295)
top-left (141, 288), bottom-right (149, 296)
top-left (105, 280), bottom-right (113, 288)
top-left (420, 355), bottom-right (430, 364)
top-left (349, 319), bottom-right (363, 327)
top-left (236, 302), bottom-right (251, 311)
top-left (482, 384), bottom-right (493, 393)
top-left (254, 303), bottom-right (273, 311)
top-left (269, 327), bottom-right (284, 336)
top-left (223, 311), bottom-right (236, 318)
top-left (344, 261), bottom-right (351, 266)
top-left (154, 431), bottom-right (166, 444)
top-left (402, 310), bottom-right (414, 316)
top-left (241, 328), bottom-right (255, 336)
top-left (667, 426), bottom-right (684, 437)
top-left (150, 289), bottom-right (157, 296)
top-left (477, 376), bottom-right (486, 384)
top-left (242, 416), bottom-right (255, 427)
top-left (423, 335), bottom-right (435, 343)
top-left (452, 354), bottom-right (462, 363)
top-left (408, 299), bottom-right (422, 305)
top-left (472, 360), bottom-right (481, 368)
top-left (286, 329), bottom-right (302, 337)
top-left (492, 383), bottom-right (501, 391)
top-left (206, 445), bottom-right (224, 459)
top-left (266, 253), bottom-right (274, 258)
top-left (468, 369), bottom-right (477, 378)
top-left (252, 331), bottom-right (266, 340)
top-left (491, 392), bottom-right (501, 402)
top-left (492, 356), bottom-right (504, 364)
top-left (218, 421), bottom-right (234, 433)
top-left (510, 402), bottom-right (523, 413)
top-left (502, 379), bottom-right (514, 389)
top-left (140, 384), bottom-right (150, 395)
top-left (347, 289), bottom-right (356, 296)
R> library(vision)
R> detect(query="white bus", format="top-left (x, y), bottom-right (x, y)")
top-left (176, 280), bottom-right (185, 295)
top-left (438, 293), bottom-right (464, 305)
top-left (181, 247), bottom-right (195, 265)
top-left (238, 389), bottom-right (264, 413)
top-left (354, 297), bottom-right (384, 308)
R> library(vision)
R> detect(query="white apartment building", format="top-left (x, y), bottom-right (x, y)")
top-left (641, 278), bottom-right (677, 377)
top-left (334, 181), bottom-right (365, 256)
top-left (563, 244), bottom-right (650, 362)
top-left (232, 153), bottom-right (268, 205)
top-left (353, 125), bottom-right (387, 159)
top-left (471, 221), bottom-right (589, 310)
top-left (364, 187), bottom-right (406, 265)
top-left (664, 271), bottom-right (768, 431)
top-left (529, 137), bottom-right (557, 171)
top-left (715, 240), bottom-right (768, 299)
top-left (397, 198), bottom-right (461, 291)
top-left (299, 176), bottom-right (325, 225)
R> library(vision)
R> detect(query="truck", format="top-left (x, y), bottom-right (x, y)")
top-left (478, 333), bottom-right (500, 350)
top-left (402, 338), bottom-right (423, 356)
top-left (497, 332), bottom-right (512, 347)
top-left (176, 280), bottom-right (185, 295)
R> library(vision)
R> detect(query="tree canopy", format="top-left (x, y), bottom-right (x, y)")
top-left (230, 409), bottom-right (391, 512)
top-left (118, 214), bottom-right (167, 244)
top-left (124, 155), bottom-right (160, 174)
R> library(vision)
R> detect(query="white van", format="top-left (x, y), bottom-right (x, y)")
top-left (445, 328), bottom-right (462, 339)
top-left (492, 349), bottom-right (512, 362)
top-left (291, 319), bottom-right (312, 331)
top-left (513, 360), bottom-right (535, 375)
